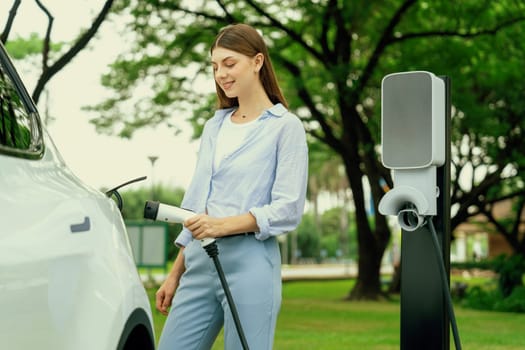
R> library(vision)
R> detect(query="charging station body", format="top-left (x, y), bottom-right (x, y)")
top-left (379, 72), bottom-right (451, 350)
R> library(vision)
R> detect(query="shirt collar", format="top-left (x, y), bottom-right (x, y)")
top-left (266, 103), bottom-right (287, 117)
top-left (215, 103), bottom-right (287, 121)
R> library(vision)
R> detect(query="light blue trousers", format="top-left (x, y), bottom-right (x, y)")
top-left (157, 235), bottom-right (282, 350)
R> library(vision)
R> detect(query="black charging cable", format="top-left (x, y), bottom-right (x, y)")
top-left (427, 217), bottom-right (462, 350)
top-left (202, 241), bottom-right (250, 350)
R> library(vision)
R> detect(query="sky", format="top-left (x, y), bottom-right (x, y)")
top-left (1, 0), bottom-right (200, 191)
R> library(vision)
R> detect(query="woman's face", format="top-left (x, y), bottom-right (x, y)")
top-left (211, 46), bottom-right (261, 99)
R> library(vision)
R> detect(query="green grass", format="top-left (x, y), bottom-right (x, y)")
top-left (147, 280), bottom-right (525, 349)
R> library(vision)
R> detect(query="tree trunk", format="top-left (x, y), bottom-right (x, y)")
top-left (388, 262), bottom-right (401, 294)
top-left (347, 225), bottom-right (385, 300)
top-left (341, 146), bottom-right (389, 299)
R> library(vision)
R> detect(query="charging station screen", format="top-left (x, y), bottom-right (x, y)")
top-left (382, 72), bottom-right (433, 169)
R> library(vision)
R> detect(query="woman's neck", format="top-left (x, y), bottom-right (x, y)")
top-left (235, 85), bottom-right (274, 119)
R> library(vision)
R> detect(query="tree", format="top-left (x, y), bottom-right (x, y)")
top-left (1, 0), bottom-right (115, 104)
top-left (442, 18), bottom-right (525, 256)
top-left (91, 0), bottom-right (525, 299)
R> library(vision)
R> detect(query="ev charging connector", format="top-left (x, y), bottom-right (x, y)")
top-left (143, 201), bottom-right (214, 246)
top-left (143, 201), bottom-right (250, 350)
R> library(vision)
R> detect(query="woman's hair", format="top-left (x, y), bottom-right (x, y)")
top-left (210, 23), bottom-right (288, 109)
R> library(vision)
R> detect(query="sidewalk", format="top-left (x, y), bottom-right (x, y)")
top-left (141, 263), bottom-right (394, 284)
top-left (281, 263), bottom-right (393, 281)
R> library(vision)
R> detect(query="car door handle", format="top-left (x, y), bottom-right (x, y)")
top-left (70, 216), bottom-right (91, 233)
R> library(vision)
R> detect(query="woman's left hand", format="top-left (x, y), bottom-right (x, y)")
top-left (184, 214), bottom-right (226, 240)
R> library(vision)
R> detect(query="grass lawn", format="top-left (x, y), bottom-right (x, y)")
top-left (147, 280), bottom-right (525, 349)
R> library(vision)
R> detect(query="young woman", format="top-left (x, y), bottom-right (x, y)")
top-left (155, 23), bottom-right (308, 350)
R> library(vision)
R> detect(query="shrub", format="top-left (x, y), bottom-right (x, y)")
top-left (494, 286), bottom-right (525, 313)
top-left (462, 286), bottom-right (499, 311)
top-left (462, 285), bottom-right (525, 313)
top-left (492, 254), bottom-right (525, 297)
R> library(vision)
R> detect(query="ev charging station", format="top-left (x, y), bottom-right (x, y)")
top-left (379, 72), bottom-right (460, 350)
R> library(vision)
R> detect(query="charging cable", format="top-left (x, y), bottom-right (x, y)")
top-left (200, 239), bottom-right (250, 350)
top-left (426, 217), bottom-right (462, 350)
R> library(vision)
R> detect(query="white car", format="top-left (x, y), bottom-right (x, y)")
top-left (0, 42), bottom-right (155, 349)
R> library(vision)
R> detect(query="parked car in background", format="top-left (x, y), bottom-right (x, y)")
top-left (0, 42), bottom-right (154, 349)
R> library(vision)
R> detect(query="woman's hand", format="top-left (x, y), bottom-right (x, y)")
top-left (156, 247), bottom-right (186, 315)
top-left (184, 213), bottom-right (259, 240)
top-left (184, 214), bottom-right (226, 240)
top-left (155, 275), bottom-right (179, 315)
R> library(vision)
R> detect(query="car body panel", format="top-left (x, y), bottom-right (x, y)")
top-left (0, 42), bottom-right (154, 349)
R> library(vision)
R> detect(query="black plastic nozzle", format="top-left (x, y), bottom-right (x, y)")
top-left (143, 200), bottom-right (160, 220)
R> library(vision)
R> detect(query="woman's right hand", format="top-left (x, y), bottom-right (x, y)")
top-left (155, 247), bottom-right (186, 315)
top-left (155, 275), bottom-right (179, 315)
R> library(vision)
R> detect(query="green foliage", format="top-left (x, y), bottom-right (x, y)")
top-left (458, 254), bottom-right (525, 313)
top-left (463, 285), bottom-right (525, 314)
top-left (494, 286), bottom-right (525, 313)
top-left (462, 286), bottom-right (500, 311)
top-left (296, 208), bottom-right (357, 260)
top-left (492, 254), bottom-right (525, 297)
top-left (5, 33), bottom-right (63, 60)
top-left (295, 214), bottom-right (320, 259)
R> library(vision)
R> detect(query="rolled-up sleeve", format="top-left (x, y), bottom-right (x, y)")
top-left (175, 227), bottom-right (193, 247)
top-left (249, 116), bottom-right (308, 240)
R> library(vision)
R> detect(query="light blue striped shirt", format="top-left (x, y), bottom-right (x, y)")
top-left (175, 103), bottom-right (308, 247)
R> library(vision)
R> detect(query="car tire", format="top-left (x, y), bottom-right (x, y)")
top-left (116, 309), bottom-right (155, 350)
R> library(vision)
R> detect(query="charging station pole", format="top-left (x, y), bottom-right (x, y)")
top-left (400, 76), bottom-right (451, 350)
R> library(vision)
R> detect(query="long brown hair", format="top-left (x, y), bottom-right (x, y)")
top-left (210, 23), bottom-right (288, 109)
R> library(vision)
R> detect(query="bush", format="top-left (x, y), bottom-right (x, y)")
top-left (494, 286), bottom-right (525, 313)
top-left (462, 285), bottom-right (525, 313)
top-left (462, 286), bottom-right (499, 311)
top-left (296, 214), bottom-right (321, 258)
top-left (492, 254), bottom-right (525, 297)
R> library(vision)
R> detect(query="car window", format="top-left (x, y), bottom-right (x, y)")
top-left (0, 47), bottom-right (44, 159)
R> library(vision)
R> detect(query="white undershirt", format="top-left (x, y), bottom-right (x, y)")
top-left (213, 111), bottom-right (259, 170)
